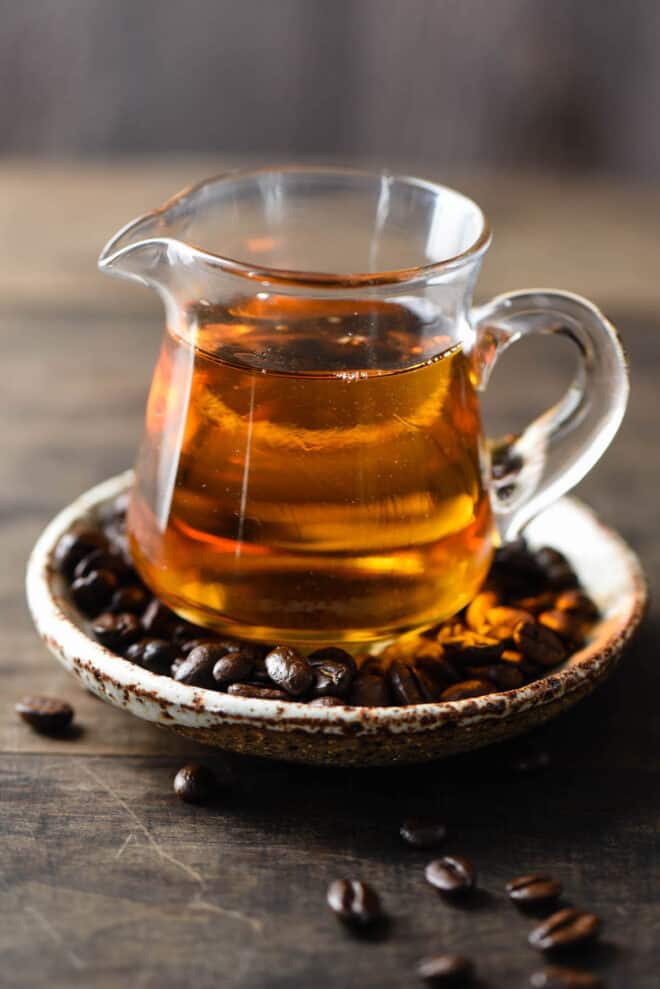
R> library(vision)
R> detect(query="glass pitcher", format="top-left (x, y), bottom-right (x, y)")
top-left (99, 166), bottom-right (628, 645)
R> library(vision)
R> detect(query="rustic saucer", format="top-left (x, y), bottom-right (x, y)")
top-left (26, 471), bottom-right (646, 766)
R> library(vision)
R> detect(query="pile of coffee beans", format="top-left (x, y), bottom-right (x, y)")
top-left (53, 496), bottom-right (599, 706)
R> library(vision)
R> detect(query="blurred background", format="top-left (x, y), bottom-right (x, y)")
top-left (2, 0), bottom-right (659, 176)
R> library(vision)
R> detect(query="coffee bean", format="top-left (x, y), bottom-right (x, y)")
top-left (326, 879), bottom-right (383, 926)
top-left (536, 548), bottom-right (579, 590)
top-left (492, 539), bottom-right (546, 592)
top-left (400, 817), bottom-right (447, 849)
top-left (388, 660), bottom-right (436, 704)
top-left (528, 908), bottom-right (602, 952)
top-left (514, 621), bottom-right (567, 667)
top-left (308, 647), bottom-right (356, 697)
top-left (173, 763), bottom-right (217, 804)
top-left (170, 656), bottom-right (185, 677)
top-left (73, 548), bottom-right (131, 582)
top-left (484, 664), bottom-right (525, 690)
top-left (227, 683), bottom-right (289, 700)
top-left (554, 590), bottom-right (599, 621)
top-left (484, 606), bottom-right (535, 634)
top-left (507, 874), bottom-right (562, 906)
top-left (425, 855), bottom-right (476, 894)
top-left (440, 679), bottom-right (494, 701)
top-left (465, 590), bottom-right (499, 632)
top-left (348, 672), bottom-right (392, 707)
top-left (538, 611), bottom-right (585, 646)
top-left (439, 632), bottom-right (503, 666)
top-left (54, 526), bottom-right (109, 578)
top-left (530, 966), bottom-right (603, 987)
top-left (91, 611), bottom-right (141, 653)
top-left (309, 695), bottom-right (345, 707)
top-left (173, 645), bottom-right (220, 687)
top-left (417, 954), bottom-right (474, 985)
top-left (15, 695), bottom-right (74, 735)
top-left (513, 592), bottom-right (557, 615)
top-left (71, 569), bottom-right (119, 616)
top-left (212, 649), bottom-right (255, 686)
top-left (108, 585), bottom-right (150, 614)
top-left (141, 599), bottom-right (178, 638)
top-left (179, 638), bottom-right (223, 657)
top-left (265, 646), bottom-right (314, 697)
top-left (126, 638), bottom-right (178, 672)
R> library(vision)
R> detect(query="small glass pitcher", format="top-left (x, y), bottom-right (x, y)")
top-left (99, 167), bottom-right (628, 645)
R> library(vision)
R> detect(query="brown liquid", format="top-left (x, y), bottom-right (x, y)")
top-left (129, 296), bottom-right (493, 644)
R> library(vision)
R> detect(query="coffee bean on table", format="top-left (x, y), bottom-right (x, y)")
top-left (265, 646), bottom-right (314, 697)
top-left (400, 817), bottom-right (447, 849)
top-left (417, 954), bottom-right (474, 985)
top-left (530, 966), bottom-right (603, 988)
top-left (348, 672), bottom-right (391, 707)
top-left (173, 763), bottom-right (217, 804)
top-left (528, 908), bottom-right (602, 952)
top-left (440, 679), bottom-right (494, 702)
top-left (15, 695), bottom-right (74, 735)
top-left (108, 585), bottom-right (150, 614)
top-left (71, 569), bottom-right (119, 616)
top-left (212, 649), bottom-right (255, 686)
top-left (53, 526), bottom-right (109, 579)
top-left (425, 855), bottom-right (476, 895)
top-left (173, 644), bottom-right (222, 687)
top-left (514, 621), bottom-right (567, 667)
top-left (507, 874), bottom-right (562, 906)
top-left (326, 879), bottom-right (383, 927)
top-left (308, 647), bottom-right (356, 698)
top-left (91, 611), bottom-right (142, 652)
top-left (227, 683), bottom-right (289, 701)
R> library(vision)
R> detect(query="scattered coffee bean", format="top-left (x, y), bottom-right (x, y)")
top-left (173, 645), bottom-right (220, 687)
top-left (326, 879), bottom-right (383, 926)
top-left (71, 569), bottom-right (119, 616)
top-left (514, 621), bottom-right (567, 667)
top-left (309, 647), bottom-right (356, 697)
top-left (91, 611), bottom-right (141, 652)
top-left (348, 672), bottom-right (391, 707)
top-left (173, 763), bottom-right (217, 804)
top-left (212, 649), bottom-right (255, 686)
top-left (425, 855), bottom-right (476, 895)
top-left (507, 874), bottom-right (562, 906)
top-left (15, 695), bottom-right (74, 735)
top-left (528, 908), bottom-right (602, 952)
top-left (417, 954), bottom-right (474, 985)
top-left (227, 683), bottom-right (289, 700)
top-left (400, 817), bottom-right (447, 849)
top-left (265, 646), bottom-right (314, 697)
top-left (440, 679), bottom-right (495, 702)
top-left (530, 966), bottom-right (603, 988)
top-left (54, 526), bottom-right (109, 579)
top-left (108, 585), bottom-right (150, 614)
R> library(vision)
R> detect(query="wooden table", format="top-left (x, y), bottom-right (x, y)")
top-left (1, 160), bottom-right (659, 988)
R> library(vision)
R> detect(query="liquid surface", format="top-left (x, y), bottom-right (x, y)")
top-left (130, 296), bottom-right (493, 643)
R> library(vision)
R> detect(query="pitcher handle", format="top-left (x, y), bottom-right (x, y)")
top-left (470, 289), bottom-right (629, 542)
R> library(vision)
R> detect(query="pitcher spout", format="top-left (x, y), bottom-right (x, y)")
top-left (98, 211), bottom-right (173, 286)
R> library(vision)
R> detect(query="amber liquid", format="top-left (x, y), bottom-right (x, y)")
top-left (129, 296), bottom-right (493, 644)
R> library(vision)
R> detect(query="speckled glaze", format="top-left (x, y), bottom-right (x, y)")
top-left (26, 471), bottom-right (646, 766)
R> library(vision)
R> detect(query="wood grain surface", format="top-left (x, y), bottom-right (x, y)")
top-left (1, 160), bottom-right (658, 988)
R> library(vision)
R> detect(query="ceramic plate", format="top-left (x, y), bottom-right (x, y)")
top-left (26, 471), bottom-right (646, 766)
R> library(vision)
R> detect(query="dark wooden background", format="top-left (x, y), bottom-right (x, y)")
top-left (1, 1), bottom-right (659, 178)
top-left (1, 160), bottom-right (659, 987)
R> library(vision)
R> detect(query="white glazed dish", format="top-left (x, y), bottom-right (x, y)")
top-left (26, 471), bottom-right (646, 766)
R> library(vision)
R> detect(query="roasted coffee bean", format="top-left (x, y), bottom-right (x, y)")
top-left (170, 656), bottom-right (185, 677)
top-left (416, 655), bottom-right (461, 687)
top-left (308, 647), bottom-right (356, 697)
top-left (425, 855), bottom-right (476, 894)
top-left (91, 611), bottom-right (141, 652)
top-left (173, 645), bottom-right (220, 688)
top-left (513, 592), bottom-right (557, 615)
top-left (326, 879), bottom-right (383, 926)
top-left (15, 695), bottom-right (74, 735)
top-left (141, 599), bottom-right (178, 638)
top-left (417, 954), bottom-right (474, 985)
top-left (465, 590), bottom-right (499, 632)
top-left (388, 660), bottom-right (435, 704)
top-left (483, 664), bottom-right (525, 690)
top-left (348, 672), bottom-right (391, 707)
top-left (108, 585), bottom-right (150, 614)
top-left (507, 874), bottom-right (562, 906)
top-left (265, 646), bottom-right (314, 696)
top-left (554, 590), bottom-right (599, 620)
top-left (400, 817), bottom-right (447, 849)
top-left (179, 637), bottom-right (223, 657)
top-left (309, 695), bottom-right (345, 707)
top-left (212, 649), bottom-right (255, 686)
top-left (536, 548), bottom-right (579, 590)
top-left (528, 908), bottom-right (602, 952)
top-left (440, 679), bottom-right (494, 701)
top-left (413, 638), bottom-right (445, 663)
top-left (126, 638), bottom-right (178, 672)
top-left (173, 763), bottom-right (217, 804)
top-left (530, 966), bottom-right (603, 987)
top-left (71, 569), bottom-right (119, 616)
top-left (73, 549), bottom-right (131, 582)
top-left (227, 683), bottom-right (289, 701)
top-left (483, 606), bottom-right (535, 634)
top-left (538, 611), bottom-right (585, 646)
top-left (54, 526), bottom-right (109, 578)
top-left (514, 621), bottom-right (567, 667)
top-left (440, 632), bottom-right (503, 666)
top-left (491, 539), bottom-right (546, 592)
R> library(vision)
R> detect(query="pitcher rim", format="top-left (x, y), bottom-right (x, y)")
top-left (100, 164), bottom-right (492, 288)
